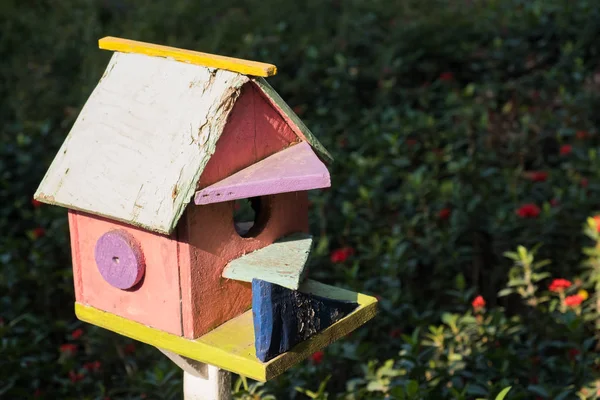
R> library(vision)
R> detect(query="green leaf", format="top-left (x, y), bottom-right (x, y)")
top-left (495, 387), bottom-right (512, 400)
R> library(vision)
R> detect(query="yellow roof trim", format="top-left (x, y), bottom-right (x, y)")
top-left (98, 37), bottom-right (277, 77)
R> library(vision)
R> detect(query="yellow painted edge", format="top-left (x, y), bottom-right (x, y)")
top-left (98, 37), bottom-right (277, 77)
top-left (75, 291), bottom-right (378, 382)
top-left (265, 296), bottom-right (378, 380)
top-left (75, 302), bottom-right (267, 381)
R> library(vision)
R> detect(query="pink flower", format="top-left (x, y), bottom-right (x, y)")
top-left (438, 208), bottom-right (451, 220)
top-left (310, 351), bottom-right (324, 365)
top-left (32, 227), bottom-right (45, 239)
top-left (524, 171), bottom-right (548, 182)
top-left (68, 370), bottom-right (84, 383)
top-left (576, 130), bottom-right (589, 139)
top-left (568, 348), bottom-right (580, 360)
top-left (516, 203), bottom-right (541, 218)
top-left (560, 144), bottom-right (572, 155)
top-left (549, 279), bottom-right (572, 292)
top-left (472, 295), bottom-right (486, 312)
top-left (439, 72), bottom-right (454, 81)
top-left (330, 247), bottom-right (354, 263)
top-left (564, 294), bottom-right (584, 308)
top-left (71, 328), bottom-right (84, 340)
top-left (59, 344), bottom-right (77, 355)
top-left (124, 343), bottom-right (136, 354)
top-left (83, 361), bottom-right (101, 372)
top-left (389, 328), bottom-right (403, 338)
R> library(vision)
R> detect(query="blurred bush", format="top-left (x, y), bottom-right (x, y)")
top-left (2, 0), bottom-right (600, 398)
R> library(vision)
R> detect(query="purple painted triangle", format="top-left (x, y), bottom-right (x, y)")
top-left (194, 142), bottom-right (330, 205)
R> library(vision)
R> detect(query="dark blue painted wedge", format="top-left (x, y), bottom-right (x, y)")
top-left (252, 278), bottom-right (358, 362)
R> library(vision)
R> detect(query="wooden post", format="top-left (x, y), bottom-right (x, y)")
top-left (183, 367), bottom-right (231, 400)
top-left (158, 348), bottom-right (232, 400)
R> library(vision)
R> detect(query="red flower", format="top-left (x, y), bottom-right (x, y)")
top-left (549, 278), bottom-right (572, 292)
top-left (439, 72), bottom-right (454, 81)
top-left (33, 227), bottom-right (45, 239)
top-left (564, 294), bottom-right (584, 307)
top-left (593, 215), bottom-right (600, 232)
top-left (406, 139), bottom-right (418, 146)
top-left (560, 144), bottom-right (572, 156)
top-left (310, 351), bottom-right (324, 365)
top-left (124, 343), bottom-right (136, 354)
top-left (568, 348), bottom-right (580, 361)
top-left (472, 295), bottom-right (486, 312)
top-left (389, 328), bottom-right (403, 338)
top-left (330, 247), bottom-right (355, 263)
top-left (34, 389), bottom-right (43, 397)
top-left (576, 130), bottom-right (589, 139)
top-left (524, 171), bottom-right (548, 182)
top-left (71, 328), bottom-right (84, 340)
top-left (550, 198), bottom-right (559, 207)
top-left (516, 203), bottom-right (541, 218)
top-left (68, 370), bottom-right (84, 383)
top-left (581, 178), bottom-right (589, 188)
top-left (59, 343), bottom-right (78, 355)
top-left (83, 361), bottom-right (102, 372)
top-left (438, 208), bottom-right (451, 220)
top-left (31, 198), bottom-right (42, 208)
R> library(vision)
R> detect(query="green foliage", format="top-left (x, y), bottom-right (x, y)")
top-left (3, 0), bottom-right (600, 398)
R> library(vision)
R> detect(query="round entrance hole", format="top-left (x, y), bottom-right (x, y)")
top-left (233, 197), bottom-right (264, 237)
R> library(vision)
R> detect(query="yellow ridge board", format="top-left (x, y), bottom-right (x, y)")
top-left (75, 280), bottom-right (377, 381)
top-left (98, 36), bottom-right (277, 77)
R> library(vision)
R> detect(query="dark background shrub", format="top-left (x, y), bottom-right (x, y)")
top-left (2, 0), bottom-right (600, 398)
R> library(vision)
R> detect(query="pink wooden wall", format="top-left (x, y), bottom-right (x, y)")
top-left (198, 82), bottom-right (298, 189)
top-left (178, 191), bottom-right (309, 338)
top-left (68, 210), bottom-right (182, 335)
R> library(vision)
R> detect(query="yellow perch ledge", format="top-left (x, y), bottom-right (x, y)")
top-left (75, 280), bottom-right (377, 381)
top-left (98, 36), bottom-right (277, 77)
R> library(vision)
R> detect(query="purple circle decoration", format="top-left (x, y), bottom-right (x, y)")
top-left (94, 230), bottom-right (145, 290)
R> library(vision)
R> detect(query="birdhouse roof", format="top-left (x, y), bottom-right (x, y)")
top-left (34, 38), bottom-right (332, 235)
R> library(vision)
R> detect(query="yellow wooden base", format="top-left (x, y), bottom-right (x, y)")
top-left (75, 280), bottom-right (377, 381)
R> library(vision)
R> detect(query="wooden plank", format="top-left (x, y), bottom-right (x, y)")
top-left (158, 348), bottom-right (208, 378)
top-left (35, 52), bottom-right (249, 234)
top-left (195, 142), bottom-right (330, 205)
top-left (222, 233), bottom-right (312, 290)
top-left (252, 279), bottom-right (357, 362)
top-left (73, 212), bottom-right (183, 335)
top-left (197, 83), bottom-right (298, 190)
top-left (178, 191), bottom-right (309, 339)
top-left (99, 36), bottom-right (277, 77)
top-left (253, 79), bottom-right (333, 164)
top-left (75, 280), bottom-right (377, 382)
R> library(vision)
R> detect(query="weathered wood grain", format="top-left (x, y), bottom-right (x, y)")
top-left (252, 279), bottom-right (357, 362)
top-left (222, 233), bottom-right (312, 290)
top-left (70, 211), bottom-right (183, 335)
top-left (177, 192), bottom-right (309, 339)
top-left (195, 142), bottom-right (330, 205)
top-left (35, 52), bottom-right (249, 234)
top-left (99, 36), bottom-right (276, 77)
top-left (75, 279), bottom-right (377, 381)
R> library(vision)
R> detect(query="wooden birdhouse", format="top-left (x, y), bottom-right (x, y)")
top-left (34, 37), bottom-right (377, 383)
